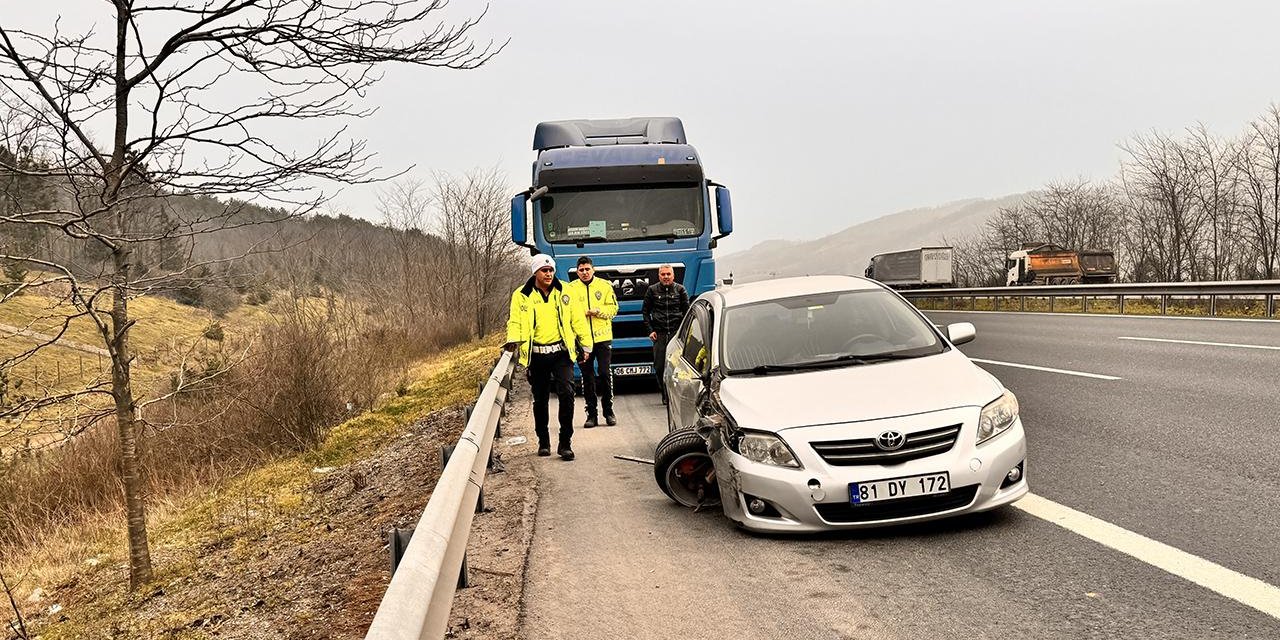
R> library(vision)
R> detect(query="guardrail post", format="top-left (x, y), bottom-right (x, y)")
top-left (1019, 296), bottom-right (1025, 312)
top-left (1118, 295), bottom-right (1125, 314)
top-left (970, 296), bottom-right (976, 311)
top-left (1209, 294), bottom-right (1217, 317)
top-left (1268, 294), bottom-right (1275, 318)
top-left (1083, 295), bottom-right (1090, 313)
top-left (1049, 296), bottom-right (1055, 312)
top-left (388, 526), bottom-right (415, 576)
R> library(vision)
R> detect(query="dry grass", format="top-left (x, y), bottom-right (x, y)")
top-left (1, 337), bottom-right (498, 639)
top-left (912, 294), bottom-right (1277, 319)
top-left (0, 288), bottom-right (269, 450)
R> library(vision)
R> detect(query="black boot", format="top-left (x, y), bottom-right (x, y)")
top-left (557, 444), bottom-right (575, 461)
top-left (583, 414), bottom-right (598, 429)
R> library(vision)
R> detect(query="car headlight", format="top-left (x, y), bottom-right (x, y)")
top-left (977, 390), bottom-right (1019, 444)
top-left (731, 430), bottom-right (801, 468)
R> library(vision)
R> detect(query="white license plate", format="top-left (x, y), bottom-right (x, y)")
top-left (850, 472), bottom-right (950, 504)
top-left (613, 365), bottom-right (653, 376)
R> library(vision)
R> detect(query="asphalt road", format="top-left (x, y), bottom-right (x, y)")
top-left (517, 312), bottom-right (1280, 639)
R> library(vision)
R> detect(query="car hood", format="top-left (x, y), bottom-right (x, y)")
top-left (717, 350), bottom-right (1004, 431)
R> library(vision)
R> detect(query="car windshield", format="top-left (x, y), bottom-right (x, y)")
top-left (721, 289), bottom-right (944, 375)
top-left (538, 183), bottom-right (704, 244)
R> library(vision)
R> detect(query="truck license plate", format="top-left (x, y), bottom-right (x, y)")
top-left (850, 472), bottom-right (950, 504)
top-left (613, 365), bottom-right (653, 376)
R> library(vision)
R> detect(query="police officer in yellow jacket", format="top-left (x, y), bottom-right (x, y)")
top-left (505, 254), bottom-right (592, 460)
top-left (567, 256), bottom-right (619, 427)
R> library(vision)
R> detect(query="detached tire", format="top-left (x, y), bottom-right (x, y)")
top-left (654, 428), bottom-right (721, 508)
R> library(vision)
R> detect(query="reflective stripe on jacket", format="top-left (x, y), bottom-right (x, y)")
top-left (567, 276), bottom-right (618, 343)
top-left (506, 276), bottom-right (593, 367)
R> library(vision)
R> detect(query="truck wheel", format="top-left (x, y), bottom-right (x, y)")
top-left (654, 428), bottom-right (721, 508)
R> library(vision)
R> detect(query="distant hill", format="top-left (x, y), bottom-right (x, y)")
top-left (721, 193), bottom-right (1031, 282)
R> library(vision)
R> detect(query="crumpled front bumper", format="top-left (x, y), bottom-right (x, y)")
top-left (714, 409), bottom-right (1028, 533)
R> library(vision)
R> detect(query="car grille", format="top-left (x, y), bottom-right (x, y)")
top-left (813, 485), bottom-right (979, 523)
top-left (810, 424), bottom-right (961, 466)
top-left (595, 266), bottom-right (685, 302)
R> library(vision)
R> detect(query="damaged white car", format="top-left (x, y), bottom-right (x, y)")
top-left (654, 275), bottom-right (1028, 532)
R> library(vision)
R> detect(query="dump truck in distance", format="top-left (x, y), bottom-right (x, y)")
top-left (1005, 243), bottom-right (1115, 286)
top-left (1078, 249), bottom-right (1119, 284)
top-left (863, 247), bottom-right (953, 289)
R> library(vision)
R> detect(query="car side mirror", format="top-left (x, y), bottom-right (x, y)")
top-left (947, 322), bottom-right (976, 346)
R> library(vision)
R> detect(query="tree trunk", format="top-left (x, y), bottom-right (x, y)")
top-left (111, 244), bottom-right (152, 589)
top-left (111, 3), bottom-right (151, 590)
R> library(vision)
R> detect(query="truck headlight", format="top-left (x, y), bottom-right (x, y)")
top-left (977, 390), bottom-right (1019, 444)
top-left (731, 431), bottom-right (801, 468)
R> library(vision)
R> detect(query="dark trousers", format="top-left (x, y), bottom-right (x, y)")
top-left (652, 332), bottom-right (673, 402)
top-left (529, 350), bottom-right (575, 448)
top-left (581, 340), bottom-right (613, 418)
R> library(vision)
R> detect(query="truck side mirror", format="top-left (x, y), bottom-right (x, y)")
top-left (714, 186), bottom-right (733, 238)
top-left (510, 193), bottom-right (529, 246)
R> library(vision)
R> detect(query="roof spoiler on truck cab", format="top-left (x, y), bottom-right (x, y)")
top-left (533, 117), bottom-right (687, 151)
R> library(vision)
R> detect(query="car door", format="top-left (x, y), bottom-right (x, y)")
top-left (667, 302), bottom-right (711, 430)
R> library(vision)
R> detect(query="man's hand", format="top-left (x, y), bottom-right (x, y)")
top-left (503, 341), bottom-right (519, 353)
top-left (649, 332), bottom-right (657, 341)
top-left (580, 349), bottom-right (591, 363)
top-left (584, 309), bottom-right (598, 318)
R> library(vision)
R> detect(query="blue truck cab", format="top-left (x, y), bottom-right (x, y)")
top-left (510, 117), bottom-right (734, 379)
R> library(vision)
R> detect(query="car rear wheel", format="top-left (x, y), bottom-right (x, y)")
top-left (654, 428), bottom-right (721, 508)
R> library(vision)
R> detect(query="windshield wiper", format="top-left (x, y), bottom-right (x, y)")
top-left (783, 352), bottom-right (930, 370)
top-left (747, 363), bottom-right (804, 375)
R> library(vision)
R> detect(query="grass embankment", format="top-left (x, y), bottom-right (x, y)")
top-left (2, 338), bottom-right (498, 639)
top-left (0, 290), bottom-right (268, 449)
top-left (913, 295), bottom-right (1276, 319)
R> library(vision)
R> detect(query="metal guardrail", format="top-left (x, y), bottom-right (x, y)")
top-left (365, 350), bottom-right (516, 640)
top-left (899, 280), bottom-right (1280, 318)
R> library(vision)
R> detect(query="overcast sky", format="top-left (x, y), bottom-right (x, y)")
top-left (11, 1), bottom-right (1280, 252)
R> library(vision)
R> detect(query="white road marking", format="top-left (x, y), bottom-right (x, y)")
top-left (1016, 493), bottom-right (1280, 620)
top-left (1118, 336), bottom-right (1280, 351)
top-left (968, 358), bottom-right (1121, 380)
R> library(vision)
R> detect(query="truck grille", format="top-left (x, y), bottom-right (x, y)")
top-left (611, 319), bottom-right (652, 341)
top-left (814, 485), bottom-right (978, 523)
top-left (810, 424), bottom-right (961, 466)
top-left (594, 266), bottom-right (685, 302)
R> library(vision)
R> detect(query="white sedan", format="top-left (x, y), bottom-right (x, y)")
top-left (653, 275), bottom-right (1028, 532)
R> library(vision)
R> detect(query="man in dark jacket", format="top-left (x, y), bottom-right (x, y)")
top-left (641, 264), bottom-right (690, 404)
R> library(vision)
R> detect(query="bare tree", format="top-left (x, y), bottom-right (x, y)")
top-left (0, 1), bottom-right (500, 589)
top-left (1119, 132), bottom-right (1204, 281)
top-left (1235, 105), bottom-right (1280, 279)
top-left (1184, 123), bottom-right (1242, 280)
top-left (431, 166), bottom-right (520, 337)
top-left (377, 178), bottom-right (433, 325)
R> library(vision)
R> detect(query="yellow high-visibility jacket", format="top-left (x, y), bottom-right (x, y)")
top-left (506, 276), bottom-right (592, 367)
top-left (567, 276), bottom-right (619, 343)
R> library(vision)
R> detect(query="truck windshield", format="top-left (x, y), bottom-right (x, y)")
top-left (539, 183), bottom-right (703, 244)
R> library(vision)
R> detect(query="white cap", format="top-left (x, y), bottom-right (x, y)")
top-left (530, 253), bottom-right (556, 275)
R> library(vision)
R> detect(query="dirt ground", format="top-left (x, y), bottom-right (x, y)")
top-left (4, 379), bottom-right (540, 639)
top-left (445, 380), bottom-right (539, 640)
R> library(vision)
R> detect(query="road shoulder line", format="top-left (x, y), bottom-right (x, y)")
top-left (968, 358), bottom-right (1120, 380)
top-left (1016, 493), bottom-right (1280, 620)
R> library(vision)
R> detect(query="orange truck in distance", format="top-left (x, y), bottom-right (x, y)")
top-left (1006, 243), bottom-right (1117, 286)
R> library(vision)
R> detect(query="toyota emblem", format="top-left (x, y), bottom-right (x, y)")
top-left (875, 430), bottom-right (906, 451)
